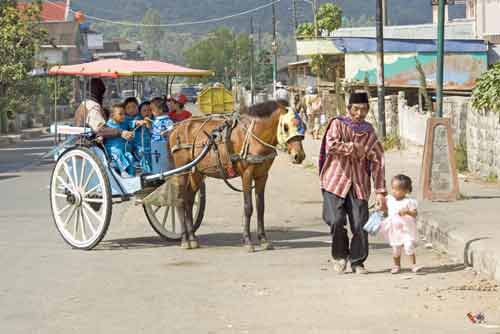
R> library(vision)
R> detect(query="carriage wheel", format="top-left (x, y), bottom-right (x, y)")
top-left (50, 147), bottom-right (112, 250)
top-left (143, 182), bottom-right (206, 241)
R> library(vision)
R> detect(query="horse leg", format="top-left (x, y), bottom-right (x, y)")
top-left (243, 190), bottom-right (254, 252)
top-left (242, 169), bottom-right (254, 253)
top-left (177, 176), bottom-right (190, 250)
top-left (255, 174), bottom-right (273, 250)
top-left (184, 187), bottom-right (199, 249)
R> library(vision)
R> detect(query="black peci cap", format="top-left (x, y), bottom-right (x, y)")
top-left (349, 92), bottom-right (369, 105)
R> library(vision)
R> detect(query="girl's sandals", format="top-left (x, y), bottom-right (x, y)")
top-left (411, 265), bottom-right (423, 273)
top-left (391, 266), bottom-right (401, 274)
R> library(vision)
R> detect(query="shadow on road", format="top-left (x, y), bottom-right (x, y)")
top-left (0, 174), bottom-right (20, 182)
top-left (197, 230), bottom-right (330, 249)
top-left (96, 236), bottom-right (176, 251)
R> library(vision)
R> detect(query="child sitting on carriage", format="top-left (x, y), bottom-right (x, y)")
top-left (133, 101), bottom-right (153, 173)
top-left (104, 103), bottom-right (150, 177)
top-left (150, 97), bottom-right (174, 173)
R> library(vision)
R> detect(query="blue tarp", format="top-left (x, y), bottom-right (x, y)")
top-left (333, 37), bottom-right (487, 53)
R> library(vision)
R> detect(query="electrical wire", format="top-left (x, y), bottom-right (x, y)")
top-left (44, 0), bottom-right (282, 27)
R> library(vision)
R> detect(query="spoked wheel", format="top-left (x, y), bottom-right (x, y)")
top-left (50, 147), bottom-right (112, 250)
top-left (143, 182), bottom-right (206, 241)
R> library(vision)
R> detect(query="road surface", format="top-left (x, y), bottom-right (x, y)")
top-left (1, 136), bottom-right (499, 334)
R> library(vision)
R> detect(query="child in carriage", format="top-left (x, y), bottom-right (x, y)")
top-left (134, 101), bottom-right (153, 173)
top-left (104, 104), bottom-right (136, 177)
top-left (150, 97), bottom-right (174, 173)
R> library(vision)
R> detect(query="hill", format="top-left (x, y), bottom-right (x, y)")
top-left (72, 0), bottom-right (444, 34)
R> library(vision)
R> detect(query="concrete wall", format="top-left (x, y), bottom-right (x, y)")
top-left (397, 93), bottom-right (429, 146)
top-left (476, 0), bottom-right (500, 38)
top-left (332, 21), bottom-right (476, 40)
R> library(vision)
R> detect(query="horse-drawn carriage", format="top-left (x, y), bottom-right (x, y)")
top-left (48, 59), bottom-right (213, 250)
top-left (48, 59), bottom-right (307, 252)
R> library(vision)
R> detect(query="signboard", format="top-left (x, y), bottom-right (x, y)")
top-left (420, 117), bottom-right (460, 201)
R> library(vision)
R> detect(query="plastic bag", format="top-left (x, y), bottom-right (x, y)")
top-left (363, 211), bottom-right (384, 236)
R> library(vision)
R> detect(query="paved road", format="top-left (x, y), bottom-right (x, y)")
top-left (1, 138), bottom-right (500, 333)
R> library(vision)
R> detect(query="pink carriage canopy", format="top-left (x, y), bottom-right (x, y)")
top-left (49, 59), bottom-right (214, 78)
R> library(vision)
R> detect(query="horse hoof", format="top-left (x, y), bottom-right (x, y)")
top-left (245, 244), bottom-right (255, 253)
top-left (181, 240), bottom-right (191, 250)
top-left (189, 239), bottom-right (200, 249)
top-left (261, 241), bottom-right (274, 251)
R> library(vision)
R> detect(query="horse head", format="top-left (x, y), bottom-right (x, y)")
top-left (277, 106), bottom-right (306, 164)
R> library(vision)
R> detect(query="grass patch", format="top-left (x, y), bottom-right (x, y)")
top-left (485, 172), bottom-right (498, 183)
top-left (383, 134), bottom-right (402, 151)
top-left (303, 162), bottom-right (316, 171)
top-left (454, 143), bottom-right (468, 173)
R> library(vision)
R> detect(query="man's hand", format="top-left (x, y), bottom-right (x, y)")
top-left (376, 193), bottom-right (387, 213)
top-left (353, 142), bottom-right (366, 160)
top-left (121, 130), bottom-right (134, 141)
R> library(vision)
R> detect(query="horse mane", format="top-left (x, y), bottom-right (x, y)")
top-left (241, 101), bottom-right (279, 118)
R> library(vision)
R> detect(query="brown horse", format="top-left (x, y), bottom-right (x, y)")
top-left (168, 100), bottom-right (306, 251)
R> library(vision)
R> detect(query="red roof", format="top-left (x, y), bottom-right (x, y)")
top-left (17, 1), bottom-right (68, 22)
top-left (49, 59), bottom-right (214, 78)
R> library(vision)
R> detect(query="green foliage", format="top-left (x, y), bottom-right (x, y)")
top-left (0, 0), bottom-right (46, 87)
top-left (472, 63), bottom-right (500, 114)
top-left (296, 3), bottom-right (342, 37)
top-left (383, 134), bottom-right (402, 151)
top-left (296, 23), bottom-right (314, 37)
top-left (454, 143), bottom-right (468, 173)
top-left (486, 172), bottom-right (498, 183)
top-left (183, 27), bottom-right (272, 89)
top-left (140, 9), bottom-right (164, 60)
top-left (317, 3), bottom-right (342, 34)
top-left (0, 0), bottom-right (46, 128)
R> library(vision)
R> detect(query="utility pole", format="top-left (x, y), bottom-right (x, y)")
top-left (436, 0), bottom-right (446, 117)
top-left (382, 0), bottom-right (388, 26)
top-left (312, 0), bottom-right (318, 38)
top-left (292, 0), bottom-right (299, 61)
top-left (272, 3), bottom-right (278, 96)
top-left (376, 0), bottom-right (386, 138)
top-left (250, 16), bottom-right (255, 105)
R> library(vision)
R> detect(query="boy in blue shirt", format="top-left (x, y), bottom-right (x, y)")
top-left (105, 104), bottom-right (135, 177)
top-left (134, 101), bottom-right (153, 173)
top-left (150, 98), bottom-right (174, 173)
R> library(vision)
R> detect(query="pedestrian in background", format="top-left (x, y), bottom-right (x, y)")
top-left (304, 86), bottom-right (322, 140)
top-left (319, 92), bottom-right (387, 274)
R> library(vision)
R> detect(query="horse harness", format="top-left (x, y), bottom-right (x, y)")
top-left (171, 113), bottom-right (278, 192)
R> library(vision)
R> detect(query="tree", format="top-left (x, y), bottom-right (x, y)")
top-left (472, 63), bottom-right (500, 115)
top-left (296, 23), bottom-right (314, 37)
top-left (295, 3), bottom-right (342, 79)
top-left (0, 0), bottom-right (46, 132)
top-left (183, 28), bottom-right (258, 88)
top-left (317, 3), bottom-right (342, 35)
top-left (140, 9), bottom-right (163, 60)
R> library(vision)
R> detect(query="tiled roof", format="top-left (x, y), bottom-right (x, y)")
top-left (17, 1), bottom-right (68, 22)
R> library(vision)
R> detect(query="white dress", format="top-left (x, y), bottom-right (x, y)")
top-left (380, 195), bottom-right (418, 247)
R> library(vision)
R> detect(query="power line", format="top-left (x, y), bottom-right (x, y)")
top-left (44, 0), bottom-right (282, 27)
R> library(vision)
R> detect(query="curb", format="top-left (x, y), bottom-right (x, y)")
top-left (20, 128), bottom-right (46, 140)
top-left (418, 212), bottom-right (500, 281)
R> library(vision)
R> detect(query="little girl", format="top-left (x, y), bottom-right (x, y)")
top-left (133, 101), bottom-right (153, 173)
top-left (380, 174), bottom-right (422, 274)
top-left (150, 98), bottom-right (174, 174)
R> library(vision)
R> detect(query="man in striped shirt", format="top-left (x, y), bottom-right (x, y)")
top-left (319, 92), bottom-right (387, 274)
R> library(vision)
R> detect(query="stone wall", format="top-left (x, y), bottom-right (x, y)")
top-left (367, 95), bottom-right (399, 136)
top-left (397, 93), bottom-right (500, 178)
top-left (466, 109), bottom-right (500, 178)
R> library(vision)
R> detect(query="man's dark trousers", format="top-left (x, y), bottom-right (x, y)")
top-left (323, 189), bottom-right (369, 269)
